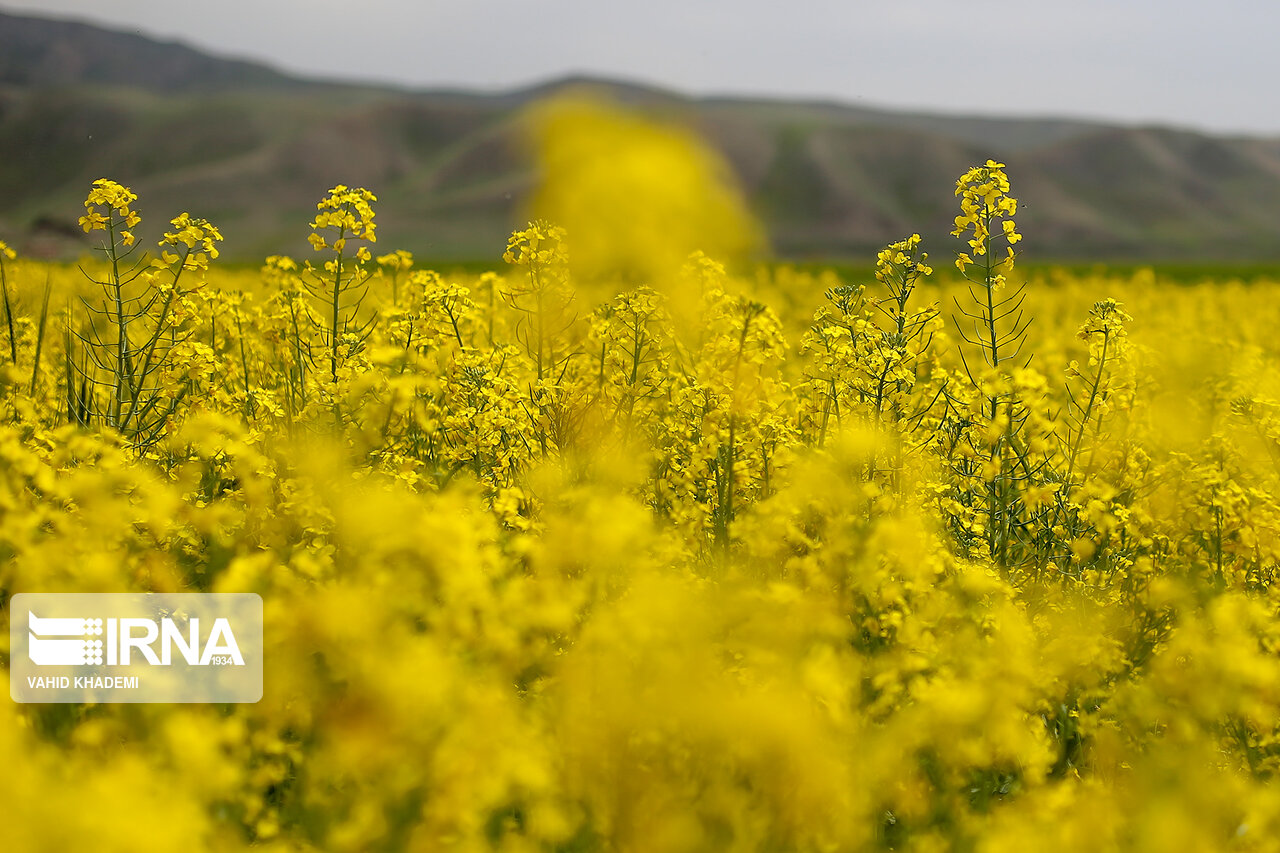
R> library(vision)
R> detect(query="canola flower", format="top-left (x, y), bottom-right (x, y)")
top-left (4, 106), bottom-right (1280, 852)
top-left (78, 178), bottom-right (141, 247)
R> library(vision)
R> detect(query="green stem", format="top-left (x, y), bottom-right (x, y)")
top-left (0, 256), bottom-right (15, 363)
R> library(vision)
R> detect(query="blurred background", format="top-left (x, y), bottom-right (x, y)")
top-left (1, 0), bottom-right (1279, 264)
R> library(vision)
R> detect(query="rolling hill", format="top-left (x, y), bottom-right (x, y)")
top-left (3, 8), bottom-right (1280, 263)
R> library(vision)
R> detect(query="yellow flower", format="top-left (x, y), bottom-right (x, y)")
top-left (953, 161), bottom-right (1020, 276)
top-left (310, 184), bottom-right (378, 245)
top-left (159, 213), bottom-right (223, 271)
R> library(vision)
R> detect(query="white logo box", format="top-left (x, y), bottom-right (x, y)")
top-left (10, 593), bottom-right (262, 703)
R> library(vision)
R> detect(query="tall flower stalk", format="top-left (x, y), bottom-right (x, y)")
top-left (950, 161), bottom-right (1032, 569)
top-left (70, 179), bottom-right (221, 450)
top-left (302, 185), bottom-right (379, 384)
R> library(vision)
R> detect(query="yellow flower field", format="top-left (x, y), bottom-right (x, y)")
top-left (4, 99), bottom-right (1280, 852)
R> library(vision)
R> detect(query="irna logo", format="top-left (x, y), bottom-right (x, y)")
top-left (10, 593), bottom-right (262, 704)
top-left (27, 611), bottom-right (245, 667)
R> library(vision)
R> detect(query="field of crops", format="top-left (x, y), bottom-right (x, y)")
top-left (5, 100), bottom-right (1280, 851)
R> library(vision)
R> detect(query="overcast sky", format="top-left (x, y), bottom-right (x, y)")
top-left (4, 0), bottom-right (1278, 136)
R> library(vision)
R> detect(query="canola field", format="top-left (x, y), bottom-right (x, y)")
top-left (5, 99), bottom-right (1280, 851)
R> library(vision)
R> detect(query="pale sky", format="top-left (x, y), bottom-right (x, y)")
top-left (4, 0), bottom-right (1278, 136)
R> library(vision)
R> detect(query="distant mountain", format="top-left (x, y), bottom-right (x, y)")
top-left (0, 9), bottom-right (311, 93)
top-left (3, 8), bottom-right (1280, 263)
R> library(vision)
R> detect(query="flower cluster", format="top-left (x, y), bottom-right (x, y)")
top-left (502, 220), bottom-right (568, 268)
top-left (953, 159), bottom-right (1020, 274)
top-left (158, 213), bottom-right (224, 271)
top-left (77, 178), bottom-right (141, 246)
top-left (307, 184), bottom-right (377, 259)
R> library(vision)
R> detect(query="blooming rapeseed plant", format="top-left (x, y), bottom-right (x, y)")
top-left (3, 106), bottom-right (1280, 852)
